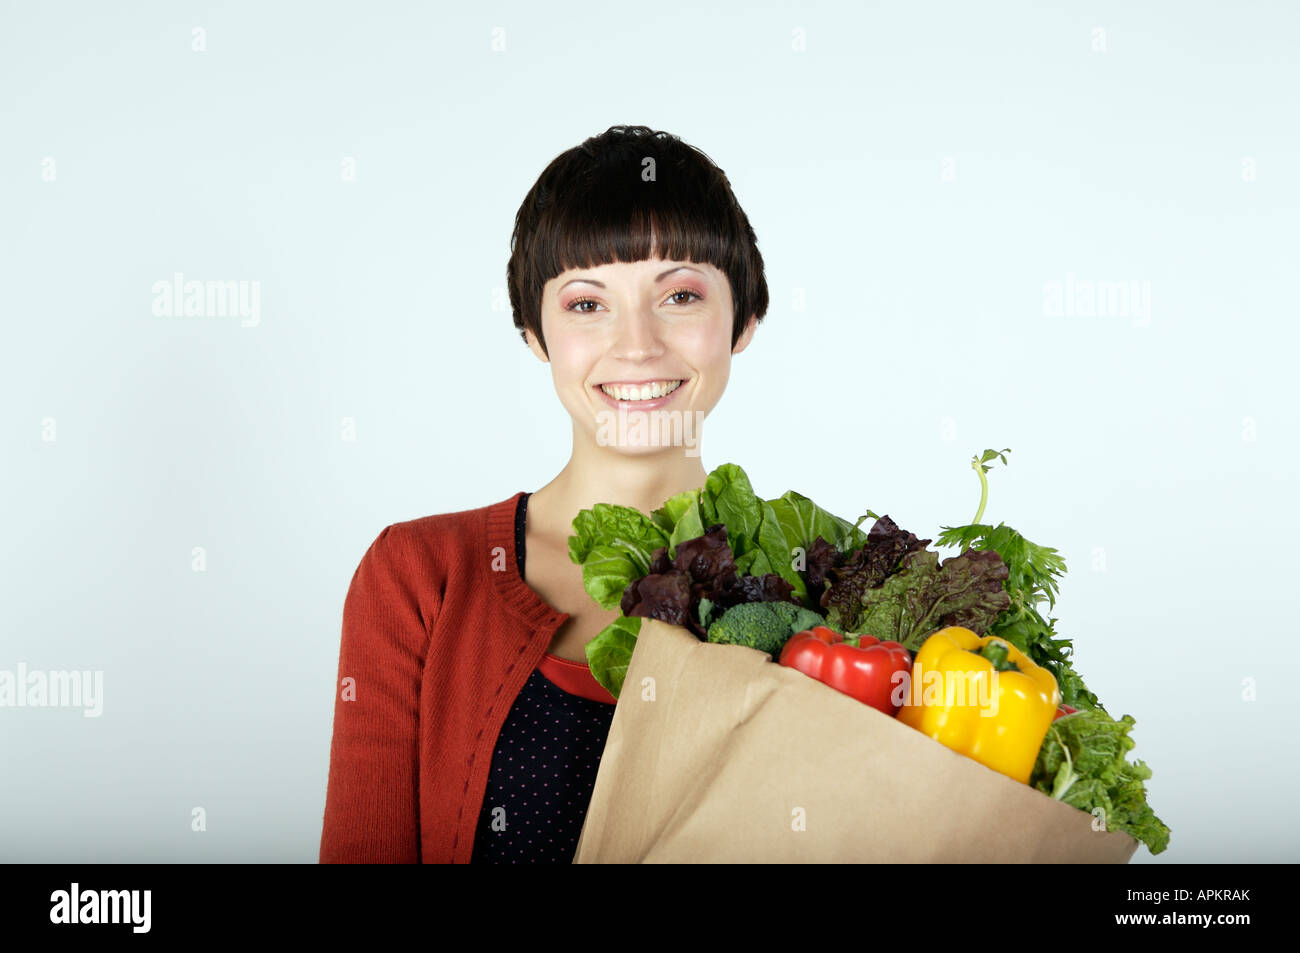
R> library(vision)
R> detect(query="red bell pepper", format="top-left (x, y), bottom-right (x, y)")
top-left (778, 626), bottom-right (912, 716)
top-left (1054, 704), bottom-right (1079, 721)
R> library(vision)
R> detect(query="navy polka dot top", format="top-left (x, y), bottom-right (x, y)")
top-left (470, 492), bottom-right (617, 863)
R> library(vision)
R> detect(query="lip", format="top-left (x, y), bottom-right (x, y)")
top-left (593, 379), bottom-right (688, 412)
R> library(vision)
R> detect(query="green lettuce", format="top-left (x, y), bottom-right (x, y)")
top-left (828, 547), bottom-right (1011, 651)
top-left (767, 489), bottom-right (871, 555)
top-left (567, 503), bottom-right (668, 610)
top-left (1031, 707), bottom-right (1171, 855)
top-left (649, 489), bottom-right (707, 558)
top-left (584, 615), bottom-right (643, 699)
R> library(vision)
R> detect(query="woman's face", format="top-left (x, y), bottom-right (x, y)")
top-left (527, 257), bottom-right (756, 455)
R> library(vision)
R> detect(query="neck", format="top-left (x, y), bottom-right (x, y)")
top-left (528, 422), bottom-right (710, 537)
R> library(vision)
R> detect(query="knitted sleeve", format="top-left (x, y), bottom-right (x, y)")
top-left (319, 524), bottom-right (434, 863)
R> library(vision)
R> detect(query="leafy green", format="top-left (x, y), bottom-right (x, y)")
top-left (578, 544), bottom-right (646, 613)
top-left (830, 547), bottom-right (1011, 651)
top-left (702, 464), bottom-right (763, 553)
top-left (767, 489), bottom-right (871, 556)
top-left (820, 514), bottom-right (932, 625)
top-left (697, 596), bottom-right (716, 631)
top-left (575, 465), bottom-right (860, 619)
top-left (650, 489), bottom-right (708, 559)
top-left (585, 614), bottom-right (643, 699)
top-left (935, 523), bottom-right (1067, 611)
top-left (567, 503), bottom-right (669, 611)
top-left (649, 489), bottom-right (699, 538)
top-left (1031, 708), bottom-right (1170, 855)
top-left (568, 502), bottom-right (667, 568)
top-left (757, 500), bottom-right (807, 604)
top-left (731, 548), bottom-right (765, 577)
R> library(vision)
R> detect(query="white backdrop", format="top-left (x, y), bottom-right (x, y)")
top-left (2, 0), bottom-right (1296, 862)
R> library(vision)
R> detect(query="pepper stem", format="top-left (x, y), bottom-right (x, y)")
top-left (979, 640), bottom-right (1019, 672)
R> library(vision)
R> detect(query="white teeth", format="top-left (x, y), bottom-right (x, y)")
top-left (600, 380), bottom-right (682, 401)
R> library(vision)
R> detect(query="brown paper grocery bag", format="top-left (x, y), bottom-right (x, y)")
top-left (573, 619), bottom-right (1138, 863)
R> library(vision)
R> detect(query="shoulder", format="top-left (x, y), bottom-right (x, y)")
top-left (352, 493), bottom-right (522, 587)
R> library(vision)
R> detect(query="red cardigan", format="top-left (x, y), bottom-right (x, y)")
top-left (319, 491), bottom-right (606, 863)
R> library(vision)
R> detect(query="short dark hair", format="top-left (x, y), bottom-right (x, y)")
top-left (507, 125), bottom-right (769, 357)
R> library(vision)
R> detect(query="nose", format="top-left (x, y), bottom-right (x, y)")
top-left (611, 302), bottom-right (665, 362)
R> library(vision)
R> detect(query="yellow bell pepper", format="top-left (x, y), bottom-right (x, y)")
top-left (896, 626), bottom-right (1060, 784)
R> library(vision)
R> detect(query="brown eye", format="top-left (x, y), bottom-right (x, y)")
top-left (567, 297), bottom-right (600, 313)
top-left (666, 288), bottom-right (703, 305)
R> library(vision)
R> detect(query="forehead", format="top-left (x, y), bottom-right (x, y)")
top-left (548, 259), bottom-right (725, 287)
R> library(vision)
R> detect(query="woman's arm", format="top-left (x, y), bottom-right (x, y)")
top-left (319, 525), bottom-right (431, 863)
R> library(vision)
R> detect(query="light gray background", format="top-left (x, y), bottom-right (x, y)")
top-left (2, 0), bottom-right (1296, 862)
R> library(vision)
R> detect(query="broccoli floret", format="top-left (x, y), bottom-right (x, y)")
top-left (707, 602), bottom-right (790, 654)
top-left (766, 600), bottom-right (826, 636)
top-left (706, 601), bottom-right (829, 656)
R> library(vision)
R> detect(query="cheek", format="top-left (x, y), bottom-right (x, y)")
top-left (672, 320), bottom-right (733, 371)
top-left (545, 331), bottom-right (602, 386)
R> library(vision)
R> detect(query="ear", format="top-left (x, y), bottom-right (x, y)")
top-left (524, 327), bottom-right (549, 363)
top-left (731, 314), bottom-right (758, 355)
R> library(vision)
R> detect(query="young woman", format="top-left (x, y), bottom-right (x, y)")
top-left (319, 125), bottom-right (769, 863)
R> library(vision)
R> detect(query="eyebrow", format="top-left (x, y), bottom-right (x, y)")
top-left (558, 265), bottom-right (704, 292)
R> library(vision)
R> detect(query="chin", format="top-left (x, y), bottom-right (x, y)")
top-left (591, 412), bottom-right (708, 456)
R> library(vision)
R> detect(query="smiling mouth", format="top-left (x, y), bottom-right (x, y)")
top-left (596, 379), bottom-right (685, 402)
